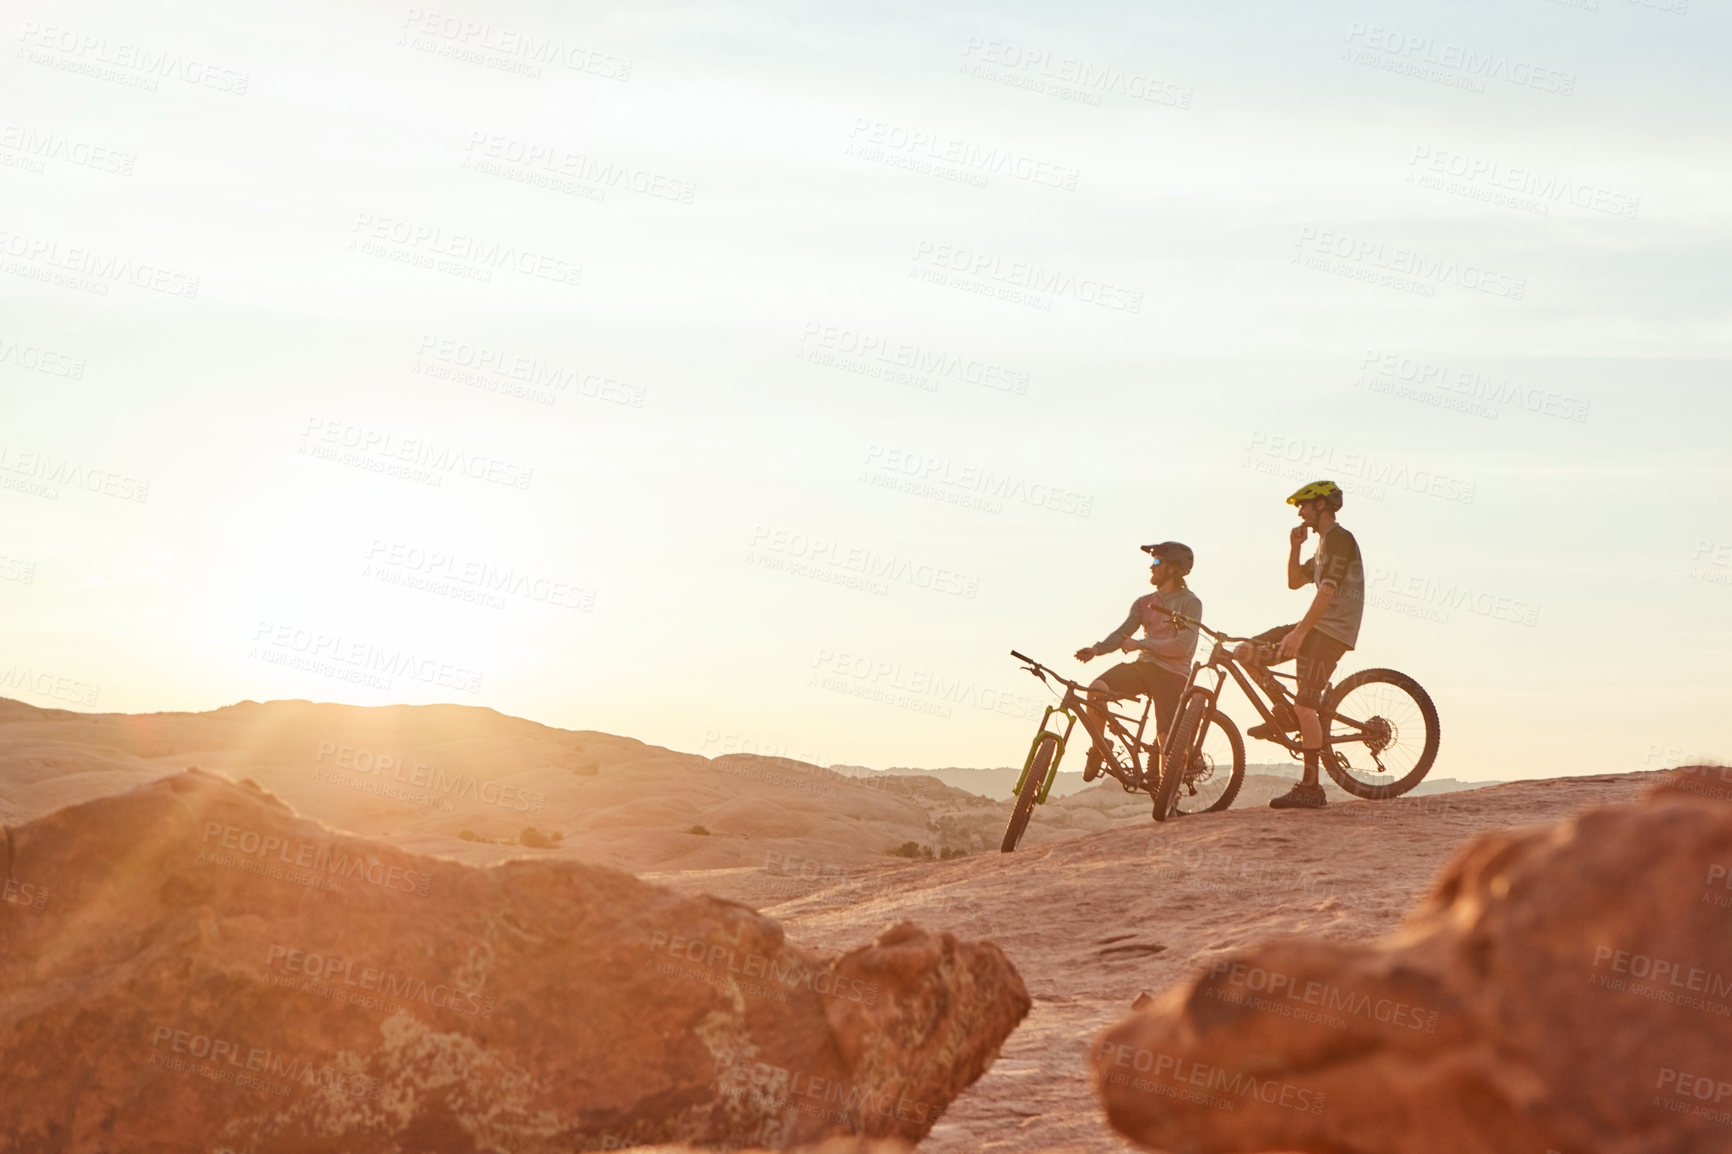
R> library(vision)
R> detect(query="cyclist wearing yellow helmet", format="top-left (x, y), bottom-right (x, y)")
top-left (1234, 480), bottom-right (1365, 809)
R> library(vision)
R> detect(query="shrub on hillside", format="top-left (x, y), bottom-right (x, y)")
top-left (886, 842), bottom-right (969, 860)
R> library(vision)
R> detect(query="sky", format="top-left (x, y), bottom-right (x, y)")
top-left (2, 0), bottom-right (1729, 782)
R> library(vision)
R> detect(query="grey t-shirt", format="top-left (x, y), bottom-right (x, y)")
top-left (1300, 524), bottom-right (1365, 650)
top-left (1093, 587), bottom-right (1204, 677)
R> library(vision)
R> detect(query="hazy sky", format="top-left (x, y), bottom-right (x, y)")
top-left (3, 0), bottom-right (1728, 782)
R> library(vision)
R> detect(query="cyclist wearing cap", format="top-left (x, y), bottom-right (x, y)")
top-left (1074, 542), bottom-right (1202, 781)
top-left (1235, 481), bottom-right (1365, 810)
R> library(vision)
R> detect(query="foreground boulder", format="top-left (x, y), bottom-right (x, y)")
top-left (0, 770), bottom-right (1028, 1152)
top-left (1094, 766), bottom-right (1732, 1154)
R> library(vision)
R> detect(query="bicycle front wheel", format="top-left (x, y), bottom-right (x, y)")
top-left (1171, 709), bottom-right (1246, 816)
top-left (1322, 668), bottom-right (1440, 799)
top-left (1002, 734), bottom-right (1059, 852)
top-left (1151, 691), bottom-right (1208, 822)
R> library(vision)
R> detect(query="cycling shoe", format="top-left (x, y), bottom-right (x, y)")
top-left (1269, 783), bottom-right (1327, 810)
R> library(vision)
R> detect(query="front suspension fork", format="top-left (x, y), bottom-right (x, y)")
top-left (1012, 705), bottom-right (1077, 805)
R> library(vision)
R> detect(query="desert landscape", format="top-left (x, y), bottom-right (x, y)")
top-left (8, 1), bottom-right (1726, 1149)
top-left (6, 694), bottom-right (1723, 1153)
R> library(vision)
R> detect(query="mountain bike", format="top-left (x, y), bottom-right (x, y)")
top-left (1000, 651), bottom-right (1245, 851)
top-left (1149, 611), bottom-right (1441, 822)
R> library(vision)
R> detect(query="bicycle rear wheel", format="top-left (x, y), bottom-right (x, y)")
top-left (1322, 668), bottom-right (1440, 799)
top-left (1002, 734), bottom-right (1059, 852)
top-left (1171, 710), bottom-right (1246, 815)
top-left (1151, 691), bottom-right (1207, 822)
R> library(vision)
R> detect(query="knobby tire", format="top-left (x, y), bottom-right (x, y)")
top-left (1152, 691), bottom-right (1209, 823)
top-left (1002, 734), bottom-right (1059, 852)
top-left (1322, 668), bottom-right (1441, 800)
top-left (1171, 709), bottom-right (1246, 816)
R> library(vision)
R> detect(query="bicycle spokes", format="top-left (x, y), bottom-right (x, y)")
top-left (1324, 670), bottom-right (1439, 798)
top-left (1165, 707), bottom-right (1245, 817)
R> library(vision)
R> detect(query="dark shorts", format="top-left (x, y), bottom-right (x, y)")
top-left (1249, 624), bottom-right (1350, 709)
top-left (1092, 661), bottom-right (1187, 734)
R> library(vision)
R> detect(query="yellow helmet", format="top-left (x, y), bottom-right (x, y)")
top-left (1286, 480), bottom-right (1342, 506)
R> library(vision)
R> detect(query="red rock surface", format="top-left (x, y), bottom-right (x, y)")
top-left (1092, 766), bottom-right (1732, 1154)
top-left (0, 770), bottom-right (1029, 1153)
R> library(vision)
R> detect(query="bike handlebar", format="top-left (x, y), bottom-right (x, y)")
top-left (1009, 649), bottom-right (1085, 692)
top-left (1159, 609), bottom-right (1257, 647)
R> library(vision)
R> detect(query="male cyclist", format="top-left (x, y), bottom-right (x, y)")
top-left (1074, 542), bottom-right (1202, 782)
top-left (1234, 481), bottom-right (1364, 810)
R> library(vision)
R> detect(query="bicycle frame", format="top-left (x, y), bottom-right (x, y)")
top-left (1179, 637), bottom-right (1306, 758)
top-left (1009, 665), bottom-right (1158, 801)
top-left (1169, 615), bottom-right (1387, 760)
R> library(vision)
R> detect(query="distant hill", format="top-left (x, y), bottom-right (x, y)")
top-left (0, 695), bottom-right (1507, 896)
top-left (1242, 762), bottom-right (1504, 795)
top-left (839, 762), bottom-right (1501, 801)
top-left (0, 698), bottom-right (1130, 880)
top-left (835, 764), bottom-right (1093, 800)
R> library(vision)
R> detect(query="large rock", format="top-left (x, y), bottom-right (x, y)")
top-left (0, 770), bottom-right (1028, 1152)
top-left (1093, 766), bottom-right (1732, 1154)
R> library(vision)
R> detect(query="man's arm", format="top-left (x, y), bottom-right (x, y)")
top-left (1137, 628), bottom-right (1194, 663)
top-left (1277, 585), bottom-right (1334, 661)
top-left (1076, 602), bottom-right (1141, 662)
top-left (1294, 584), bottom-right (1335, 634)
top-left (1287, 524), bottom-right (1312, 590)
